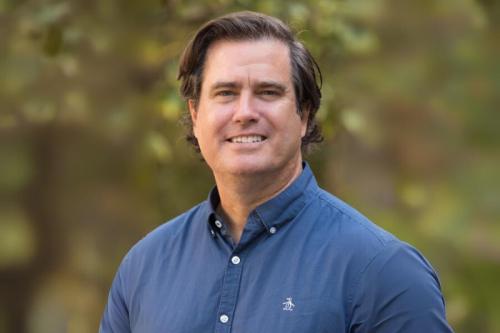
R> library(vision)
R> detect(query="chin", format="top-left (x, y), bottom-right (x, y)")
top-left (227, 165), bottom-right (270, 176)
top-left (221, 160), bottom-right (276, 176)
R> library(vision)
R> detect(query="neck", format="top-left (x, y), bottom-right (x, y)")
top-left (214, 161), bottom-right (303, 243)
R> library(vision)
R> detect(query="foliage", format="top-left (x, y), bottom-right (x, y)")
top-left (0, 0), bottom-right (499, 332)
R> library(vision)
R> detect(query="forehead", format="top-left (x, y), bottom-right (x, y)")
top-left (201, 38), bottom-right (292, 86)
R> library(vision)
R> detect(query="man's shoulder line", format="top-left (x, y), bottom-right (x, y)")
top-left (126, 201), bottom-right (208, 254)
top-left (315, 188), bottom-right (396, 246)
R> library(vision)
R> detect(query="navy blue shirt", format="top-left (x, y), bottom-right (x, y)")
top-left (100, 164), bottom-right (453, 332)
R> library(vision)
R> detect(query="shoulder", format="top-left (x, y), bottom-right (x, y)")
top-left (315, 187), bottom-right (436, 268)
top-left (313, 190), bottom-right (446, 312)
top-left (311, 188), bottom-right (440, 288)
top-left (309, 189), bottom-right (447, 326)
top-left (347, 235), bottom-right (447, 330)
top-left (312, 188), bottom-right (397, 250)
top-left (120, 201), bottom-right (208, 268)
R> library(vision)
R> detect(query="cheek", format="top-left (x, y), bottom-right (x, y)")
top-left (204, 109), bottom-right (232, 131)
top-left (195, 112), bottom-right (227, 145)
top-left (282, 112), bottom-right (306, 137)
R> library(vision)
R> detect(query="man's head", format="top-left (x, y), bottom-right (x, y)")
top-left (178, 11), bottom-right (323, 154)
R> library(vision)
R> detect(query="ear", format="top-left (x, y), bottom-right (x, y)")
top-left (188, 99), bottom-right (198, 135)
top-left (300, 108), bottom-right (309, 138)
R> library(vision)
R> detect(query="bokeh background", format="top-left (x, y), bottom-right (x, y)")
top-left (1, 0), bottom-right (499, 332)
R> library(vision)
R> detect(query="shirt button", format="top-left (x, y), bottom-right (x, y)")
top-left (231, 256), bottom-right (241, 265)
top-left (214, 220), bottom-right (223, 228)
top-left (220, 314), bottom-right (229, 323)
top-left (269, 226), bottom-right (277, 234)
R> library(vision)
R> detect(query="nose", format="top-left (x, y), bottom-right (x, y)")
top-left (232, 92), bottom-right (259, 124)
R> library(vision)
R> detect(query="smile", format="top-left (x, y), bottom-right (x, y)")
top-left (229, 135), bottom-right (266, 143)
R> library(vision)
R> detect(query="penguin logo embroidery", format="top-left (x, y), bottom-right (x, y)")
top-left (282, 297), bottom-right (295, 311)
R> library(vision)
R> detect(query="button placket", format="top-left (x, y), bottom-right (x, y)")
top-left (215, 253), bottom-right (244, 332)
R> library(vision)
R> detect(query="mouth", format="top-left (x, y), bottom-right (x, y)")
top-left (228, 135), bottom-right (267, 144)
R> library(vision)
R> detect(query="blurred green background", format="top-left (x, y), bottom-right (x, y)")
top-left (1, 0), bottom-right (499, 332)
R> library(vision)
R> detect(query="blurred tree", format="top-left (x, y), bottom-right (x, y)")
top-left (0, 0), bottom-right (499, 332)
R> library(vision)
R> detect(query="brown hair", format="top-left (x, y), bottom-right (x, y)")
top-left (178, 11), bottom-right (323, 153)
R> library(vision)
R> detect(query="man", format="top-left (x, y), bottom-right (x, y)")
top-left (100, 11), bottom-right (454, 332)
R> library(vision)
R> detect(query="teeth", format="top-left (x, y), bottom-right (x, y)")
top-left (230, 135), bottom-right (265, 143)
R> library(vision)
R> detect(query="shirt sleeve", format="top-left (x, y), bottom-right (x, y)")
top-left (348, 241), bottom-right (454, 333)
top-left (99, 259), bottom-right (131, 333)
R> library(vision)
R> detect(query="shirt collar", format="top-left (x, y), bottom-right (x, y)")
top-left (206, 162), bottom-right (319, 234)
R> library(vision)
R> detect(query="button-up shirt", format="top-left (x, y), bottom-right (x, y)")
top-left (100, 164), bottom-right (453, 332)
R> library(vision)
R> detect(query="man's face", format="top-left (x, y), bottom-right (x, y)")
top-left (189, 38), bottom-right (307, 178)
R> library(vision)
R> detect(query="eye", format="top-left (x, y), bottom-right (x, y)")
top-left (258, 89), bottom-right (282, 100)
top-left (261, 90), bottom-right (278, 96)
top-left (216, 90), bottom-right (235, 97)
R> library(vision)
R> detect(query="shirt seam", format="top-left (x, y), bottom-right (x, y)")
top-left (317, 191), bottom-right (388, 244)
top-left (345, 239), bottom-right (401, 327)
top-left (316, 191), bottom-right (399, 327)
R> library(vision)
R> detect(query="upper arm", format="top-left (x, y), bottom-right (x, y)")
top-left (99, 260), bottom-right (131, 333)
top-left (348, 241), bottom-right (454, 333)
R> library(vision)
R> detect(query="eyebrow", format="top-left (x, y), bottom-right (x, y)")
top-left (210, 81), bottom-right (241, 91)
top-left (209, 80), bottom-right (288, 92)
top-left (256, 81), bottom-right (287, 93)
